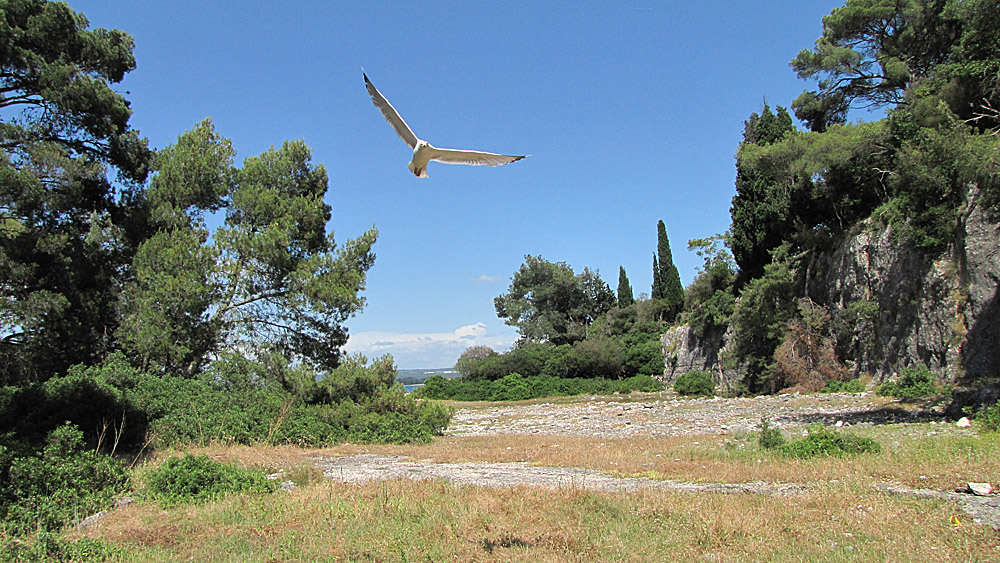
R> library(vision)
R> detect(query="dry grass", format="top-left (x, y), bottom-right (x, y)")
top-left (310, 425), bottom-right (1000, 492)
top-left (60, 394), bottom-right (1000, 561)
top-left (76, 476), bottom-right (998, 562)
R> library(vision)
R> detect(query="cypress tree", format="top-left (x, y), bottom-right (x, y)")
top-left (655, 220), bottom-right (684, 322)
top-left (617, 266), bottom-right (634, 307)
top-left (651, 254), bottom-right (662, 299)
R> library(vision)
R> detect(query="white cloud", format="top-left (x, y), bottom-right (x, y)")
top-left (343, 322), bottom-right (516, 368)
top-left (470, 274), bottom-right (502, 284)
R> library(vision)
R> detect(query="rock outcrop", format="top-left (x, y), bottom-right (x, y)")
top-left (662, 184), bottom-right (1000, 406)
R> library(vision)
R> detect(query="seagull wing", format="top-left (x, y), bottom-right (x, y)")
top-left (428, 147), bottom-right (528, 167)
top-left (364, 73), bottom-right (419, 148)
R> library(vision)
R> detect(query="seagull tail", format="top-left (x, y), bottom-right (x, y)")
top-left (408, 161), bottom-right (429, 178)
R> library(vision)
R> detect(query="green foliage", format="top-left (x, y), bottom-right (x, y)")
top-left (495, 255), bottom-right (615, 345)
top-left (0, 424), bottom-right (129, 536)
top-left (415, 373), bottom-right (662, 402)
top-left (120, 121), bottom-right (379, 375)
top-left (683, 235), bottom-right (737, 338)
top-left (0, 0), bottom-right (153, 384)
top-left (142, 453), bottom-right (275, 507)
top-left (730, 257), bottom-right (797, 393)
top-left (731, 117), bottom-right (890, 282)
top-left (974, 402), bottom-right (1000, 433)
top-left (779, 423), bottom-right (882, 458)
top-left (652, 220), bottom-right (684, 322)
top-left (617, 266), bottom-right (634, 307)
top-left (819, 378), bottom-right (865, 393)
top-left (876, 365), bottom-right (943, 398)
top-left (455, 345), bottom-right (498, 377)
top-left (0, 533), bottom-right (123, 563)
top-left (621, 332), bottom-right (665, 378)
top-left (791, 0), bottom-right (1000, 133)
top-left (673, 370), bottom-right (715, 397)
top-left (757, 418), bottom-right (787, 450)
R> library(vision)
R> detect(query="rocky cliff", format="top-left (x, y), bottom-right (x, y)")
top-left (662, 184), bottom-right (1000, 405)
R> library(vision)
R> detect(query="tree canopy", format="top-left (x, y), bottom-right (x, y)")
top-left (118, 120), bottom-right (377, 375)
top-left (0, 0), bottom-right (152, 382)
top-left (791, 0), bottom-right (1000, 132)
top-left (494, 255), bottom-right (615, 345)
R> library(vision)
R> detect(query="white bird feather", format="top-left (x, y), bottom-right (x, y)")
top-left (364, 73), bottom-right (528, 178)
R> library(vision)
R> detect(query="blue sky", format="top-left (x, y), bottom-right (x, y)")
top-left (71, 1), bottom-right (844, 368)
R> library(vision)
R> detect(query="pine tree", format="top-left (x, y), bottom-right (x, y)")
top-left (654, 220), bottom-right (684, 322)
top-left (617, 266), bottom-right (634, 307)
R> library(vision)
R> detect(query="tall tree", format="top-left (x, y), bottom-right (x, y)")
top-left (789, 0), bottom-right (1000, 132)
top-left (617, 266), bottom-right (634, 307)
top-left (118, 120), bottom-right (377, 375)
top-left (494, 255), bottom-right (614, 345)
top-left (729, 105), bottom-right (797, 282)
top-left (653, 220), bottom-right (684, 322)
top-left (0, 0), bottom-right (152, 382)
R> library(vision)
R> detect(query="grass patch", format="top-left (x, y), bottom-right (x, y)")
top-left (74, 476), bottom-right (1000, 562)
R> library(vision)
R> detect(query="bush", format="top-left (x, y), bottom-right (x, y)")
top-left (758, 418), bottom-right (787, 450)
top-left (143, 453), bottom-right (276, 507)
top-left (975, 402), bottom-right (1000, 433)
top-left (674, 370), bottom-right (715, 396)
top-left (876, 365), bottom-right (942, 398)
top-left (0, 424), bottom-right (129, 536)
top-left (780, 424), bottom-right (881, 458)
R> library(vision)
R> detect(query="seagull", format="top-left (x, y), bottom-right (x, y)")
top-left (364, 72), bottom-right (528, 178)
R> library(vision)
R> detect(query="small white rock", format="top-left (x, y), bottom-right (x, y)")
top-left (968, 482), bottom-right (993, 496)
top-left (835, 420), bottom-right (844, 428)
top-left (956, 417), bottom-right (972, 428)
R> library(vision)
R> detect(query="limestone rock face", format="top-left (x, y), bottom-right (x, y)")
top-left (661, 184), bottom-right (999, 403)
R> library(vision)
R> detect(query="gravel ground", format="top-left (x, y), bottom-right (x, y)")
top-left (442, 391), bottom-right (940, 439)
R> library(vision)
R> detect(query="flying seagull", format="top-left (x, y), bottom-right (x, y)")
top-left (364, 72), bottom-right (528, 178)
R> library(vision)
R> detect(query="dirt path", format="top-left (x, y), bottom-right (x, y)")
top-left (314, 392), bottom-right (1000, 530)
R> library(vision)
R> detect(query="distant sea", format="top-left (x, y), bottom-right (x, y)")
top-left (397, 368), bottom-right (461, 393)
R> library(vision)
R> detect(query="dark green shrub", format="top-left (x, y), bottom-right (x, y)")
top-left (143, 453), bottom-right (276, 507)
top-left (780, 424), bottom-right (881, 458)
top-left (819, 378), bottom-right (865, 393)
top-left (0, 424), bottom-right (129, 536)
top-left (621, 333), bottom-right (666, 377)
top-left (674, 370), bottom-right (715, 396)
top-left (876, 365), bottom-right (942, 398)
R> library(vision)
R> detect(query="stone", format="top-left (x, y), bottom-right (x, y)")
top-left (957, 417), bottom-right (972, 428)
top-left (968, 482), bottom-right (994, 496)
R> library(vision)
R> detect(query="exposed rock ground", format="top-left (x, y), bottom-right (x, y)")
top-left (440, 391), bottom-right (929, 439)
